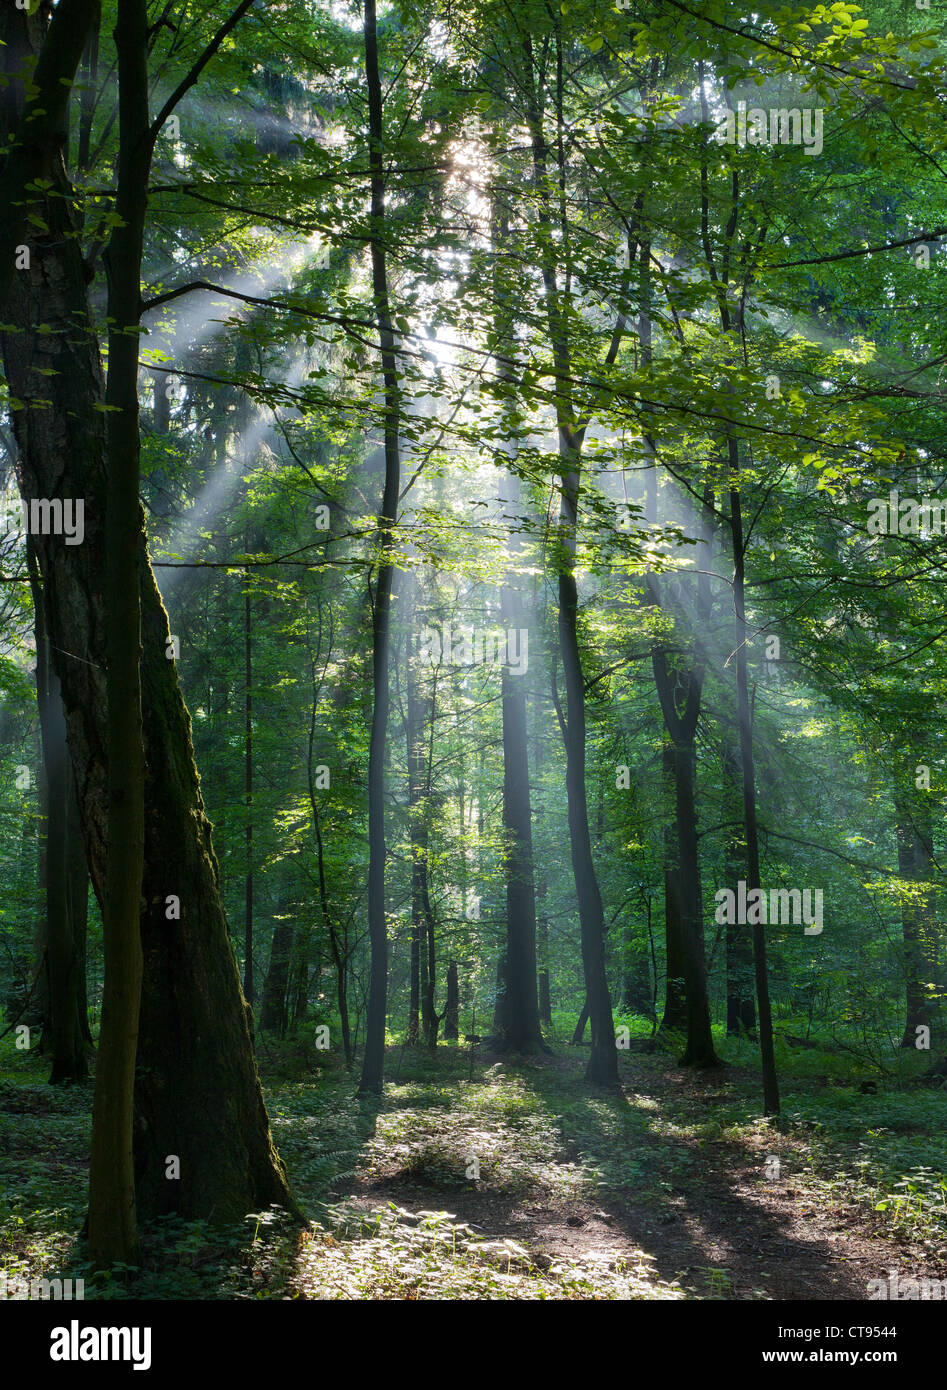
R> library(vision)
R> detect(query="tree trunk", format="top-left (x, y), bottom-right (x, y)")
top-left (620, 917), bottom-right (651, 1018)
top-left (406, 630), bottom-right (426, 1047)
top-left (893, 782), bottom-right (941, 1059)
top-left (135, 565), bottom-right (298, 1219)
top-left (358, 0), bottom-right (401, 1096)
top-left (534, 684), bottom-right (552, 1026)
top-left (289, 921), bottom-right (310, 1032)
top-left (41, 670), bottom-right (89, 1087)
top-left (729, 462), bottom-right (780, 1115)
top-left (86, 0), bottom-right (151, 1267)
top-left (571, 996), bottom-right (589, 1046)
top-left (723, 737), bottom-right (755, 1037)
top-left (659, 747), bottom-right (688, 1037)
top-left (244, 584), bottom-right (254, 1007)
top-left (30, 541), bottom-right (89, 1084)
top-left (696, 83), bottom-right (778, 1112)
top-left (490, 200), bottom-right (543, 1054)
top-left (524, 63), bottom-right (617, 1086)
top-left (558, 541), bottom-right (618, 1084)
top-left (493, 946), bottom-right (508, 1037)
top-left (67, 754), bottom-right (92, 1050)
top-left (444, 961), bottom-right (459, 1040)
top-left (408, 907), bottom-right (421, 1045)
top-left (497, 518), bottom-right (543, 1050)
top-left (537, 918), bottom-right (552, 1025)
top-left (29, 543), bottom-right (51, 1048)
top-left (646, 480), bottom-right (718, 1067)
top-left (670, 735), bottom-right (716, 1067)
top-left (0, 4), bottom-right (297, 1229)
top-left (422, 886), bottom-right (440, 1051)
top-left (259, 909), bottom-right (294, 1038)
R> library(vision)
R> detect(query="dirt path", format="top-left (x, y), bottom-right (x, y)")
top-left (328, 1051), bottom-right (939, 1300)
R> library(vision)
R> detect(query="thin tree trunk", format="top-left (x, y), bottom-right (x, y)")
top-left (571, 996), bottom-right (589, 1046)
top-left (659, 747), bottom-right (687, 1038)
top-left (498, 526), bottom-right (543, 1050)
top-left (30, 540), bottom-right (88, 1083)
top-left (729, 462), bottom-right (779, 1115)
top-left (422, 882), bottom-right (440, 1050)
top-left (408, 909), bottom-right (421, 1044)
top-left (893, 783), bottom-right (940, 1055)
top-left (525, 46), bottom-right (617, 1086)
top-left (29, 542), bottom-right (51, 1047)
top-left (406, 614), bottom-right (425, 1047)
top-left (88, 0), bottom-right (149, 1267)
top-left (308, 640), bottom-right (352, 1065)
top-left (444, 961), bottom-right (459, 1041)
top-left (244, 584), bottom-right (254, 1007)
top-left (558, 533), bottom-right (618, 1084)
top-left (698, 70), bottom-right (778, 1112)
top-left (723, 737), bottom-right (755, 1037)
top-left (491, 202), bottom-right (543, 1053)
top-left (358, 0), bottom-right (400, 1096)
top-left (537, 920), bottom-right (552, 1025)
top-left (620, 917), bottom-right (651, 1017)
top-left (259, 908), bottom-right (294, 1038)
top-left (315, 808), bottom-right (351, 1065)
top-left (534, 682), bottom-right (552, 1025)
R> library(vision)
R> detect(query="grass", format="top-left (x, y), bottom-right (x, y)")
top-left (1, 1024), bottom-right (945, 1300)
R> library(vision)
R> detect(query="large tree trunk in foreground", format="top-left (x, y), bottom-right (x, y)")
top-left (136, 535), bottom-right (298, 1222)
top-left (0, 7), bottom-right (296, 1228)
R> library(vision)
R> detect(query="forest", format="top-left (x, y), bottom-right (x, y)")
top-left (0, 0), bottom-right (945, 1325)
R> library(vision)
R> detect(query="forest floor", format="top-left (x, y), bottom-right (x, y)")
top-left (2, 1032), bottom-right (946, 1300)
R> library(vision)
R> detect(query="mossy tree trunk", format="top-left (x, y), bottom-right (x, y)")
top-left (0, 0), bottom-right (298, 1230)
